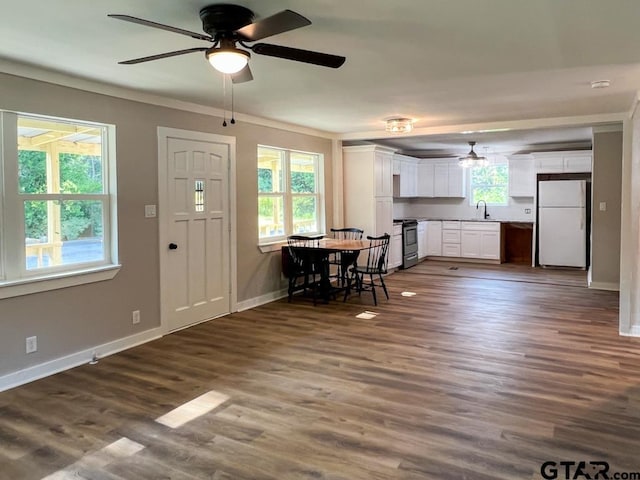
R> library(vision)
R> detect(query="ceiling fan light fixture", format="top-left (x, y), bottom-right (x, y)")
top-left (458, 141), bottom-right (489, 168)
top-left (385, 118), bottom-right (413, 134)
top-left (206, 47), bottom-right (250, 74)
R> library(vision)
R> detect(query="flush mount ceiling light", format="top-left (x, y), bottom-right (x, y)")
top-left (206, 45), bottom-right (250, 74)
top-left (385, 118), bottom-right (414, 134)
top-left (458, 141), bottom-right (489, 168)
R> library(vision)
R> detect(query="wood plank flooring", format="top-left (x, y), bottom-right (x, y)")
top-left (1, 261), bottom-right (637, 480)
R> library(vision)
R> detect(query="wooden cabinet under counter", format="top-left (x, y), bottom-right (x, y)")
top-left (500, 222), bottom-right (533, 264)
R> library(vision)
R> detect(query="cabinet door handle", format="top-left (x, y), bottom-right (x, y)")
top-left (168, 243), bottom-right (178, 250)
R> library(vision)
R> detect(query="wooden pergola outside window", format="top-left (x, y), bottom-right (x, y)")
top-left (18, 116), bottom-right (105, 269)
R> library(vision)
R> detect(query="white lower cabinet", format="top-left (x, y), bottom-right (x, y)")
top-left (390, 223), bottom-right (403, 268)
top-left (441, 221), bottom-right (461, 257)
top-left (426, 221), bottom-right (442, 256)
top-left (461, 222), bottom-right (501, 260)
top-left (418, 221), bottom-right (427, 258)
top-left (442, 243), bottom-right (461, 257)
top-left (461, 231), bottom-right (481, 257)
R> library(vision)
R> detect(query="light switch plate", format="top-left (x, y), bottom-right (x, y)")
top-left (599, 202), bottom-right (607, 211)
top-left (144, 204), bottom-right (157, 218)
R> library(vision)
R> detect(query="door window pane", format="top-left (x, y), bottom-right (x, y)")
top-left (195, 179), bottom-right (205, 212)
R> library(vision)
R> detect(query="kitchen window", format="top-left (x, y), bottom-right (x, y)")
top-left (0, 111), bottom-right (119, 298)
top-left (468, 161), bottom-right (509, 206)
top-left (257, 145), bottom-right (323, 243)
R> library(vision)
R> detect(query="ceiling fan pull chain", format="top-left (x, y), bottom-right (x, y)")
top-left (222, 74), bottom-right (228, 127)
top-left (230, 80), bottom-right (236, 124)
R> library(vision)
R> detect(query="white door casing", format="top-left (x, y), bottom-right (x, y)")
top-left (158, 127), bottom-right (236, 333)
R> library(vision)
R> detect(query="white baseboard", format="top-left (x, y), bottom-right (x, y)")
top-left (0, 327), bottom-right (163, 393)
top-left (622, 325), bottom-right (640, 337)
top-left (588, 281), bottom-right (620, 291)
top-left (236, 289), bottom-right (288, 311)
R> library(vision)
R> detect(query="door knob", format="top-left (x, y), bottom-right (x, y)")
top-left (168, 243), bottom-right (178, 250)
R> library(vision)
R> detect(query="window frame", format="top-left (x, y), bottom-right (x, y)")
top-left (257, 145), bottom-right (324, 245)
top-left (467, 159), bottom-right (510, 207)
top-left (0, 110), bottom-right (120, 299)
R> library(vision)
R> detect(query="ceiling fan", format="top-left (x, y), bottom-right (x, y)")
top-left (108, 4), bottom-right (346, 83)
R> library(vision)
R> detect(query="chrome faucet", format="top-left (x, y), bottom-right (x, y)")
top-left (476, 200), bottom-right (489, 219)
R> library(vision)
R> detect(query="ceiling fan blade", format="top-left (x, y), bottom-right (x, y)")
top-left (232, 65), bottom-right (253, 84)
top-left (108, 14), bottom-right (213, 42)
top-left (251, 43), bottom-right (346, 68)
top-left (236, 10), bottom-right (311, 41)
top-left (118, 47), bottom-right (209, 65)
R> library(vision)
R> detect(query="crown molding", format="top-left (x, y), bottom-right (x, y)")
top-left (339, 113), bottom-right (627, 141)
top-left (0, 58), bottom-right (338, 140)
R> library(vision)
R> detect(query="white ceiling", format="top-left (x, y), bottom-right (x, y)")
top-left (1, 0), bottom-right (638, 153)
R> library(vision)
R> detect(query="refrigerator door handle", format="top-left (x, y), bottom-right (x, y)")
top-left (581, 206), bottom-right (585, 230)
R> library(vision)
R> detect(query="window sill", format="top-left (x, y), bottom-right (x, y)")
top-left (0, 264), bottom-right (121, 299)
top-left (258, 241), bottom-right (287, 253)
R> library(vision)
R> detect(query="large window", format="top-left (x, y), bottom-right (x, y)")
top-left (468, 161), bottom-right (509, 206)
top-left (258, 146), bottom-right (323, 242)
top-left (0, 111), bottom-right (118, 296)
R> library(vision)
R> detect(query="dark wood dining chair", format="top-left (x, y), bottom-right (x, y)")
top-left (344, 233), bottom-right (390, 306)
top-left (286, 235), bottom-right (324, 304)
top-left (329, 227), bottom-right (364, 286)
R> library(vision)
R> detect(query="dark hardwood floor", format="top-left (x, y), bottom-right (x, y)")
top-left (1, 261), bottom-right (637, 480)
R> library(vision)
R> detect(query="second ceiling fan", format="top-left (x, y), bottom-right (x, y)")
top-left (109, 3), bottom-right (346, 83)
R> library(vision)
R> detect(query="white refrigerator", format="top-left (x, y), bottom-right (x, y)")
top-left (538, 179), bottom-right (587, 268)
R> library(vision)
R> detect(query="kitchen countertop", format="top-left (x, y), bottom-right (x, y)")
top-left (411, 218), bottom-right (533, 223)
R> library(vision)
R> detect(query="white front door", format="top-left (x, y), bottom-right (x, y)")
top-left (158, 128), bottom-right (235, 332)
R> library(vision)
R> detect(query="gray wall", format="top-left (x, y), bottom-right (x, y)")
top-left (591, 130), bottom-right (623, 288)
top-left (0, 72), bottom-right (333, 378)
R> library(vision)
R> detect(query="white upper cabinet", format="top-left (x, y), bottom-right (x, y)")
top-left (394, 154), bottom-right (418, 197)
top-left (375, 150), bottom-right (394, 197)
top-left (417, 162), bottom-right (435, 197)
top-left (392, 156), bottom-right (401, 175)
top-left (393, 155), bottom-right (465, 198)
top-left (563, 154), bottom-right (592, 173)
top-left (534, 151), bottom-right (592, 174)
top-left (508, 154), bottom-right (535, 197)
top-left (447, 159), bottom-right (466, 197)
top-left (433, 162), bottom-right (450, 197)
top-left (432, 159), bottom-right (466, 198)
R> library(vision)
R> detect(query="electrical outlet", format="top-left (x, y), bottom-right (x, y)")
top-left (26, 336), bottom-right (37, 354)
top-left (132, 310), bottom-right (141, 325)
top-left (524, 208), bottom-right (532, 214)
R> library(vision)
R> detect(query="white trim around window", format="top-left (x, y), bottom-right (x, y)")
top-left (0, 110), bottom-right (120, 299)
top-left (257, 145), bottom-right (325, 245)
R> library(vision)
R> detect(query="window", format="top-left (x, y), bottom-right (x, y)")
top-left (0, 111), bottom-right (118, 297)
top-left (468, 161), bottom-right (509, 206)
top-left (258, 146), bottom-right (323, 243)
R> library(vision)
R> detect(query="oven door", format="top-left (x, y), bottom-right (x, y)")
top-left (403, 225), bottom-right (418, 255)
